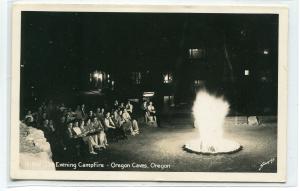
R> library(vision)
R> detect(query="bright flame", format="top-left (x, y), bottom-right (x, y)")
top-left (193, 91), bottom-right (229, 146)
top-left (184, 91), bottom-right (241, 154)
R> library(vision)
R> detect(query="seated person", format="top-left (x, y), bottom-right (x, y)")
top-left (104, 112), bottom-right (116, 130)
top-left (125, 100), bottom-right (133, 114)
top-left (66, 108), bottom-right (76, 119)
top-left (72, 121), bottom-right (82, 137)
top-left (59, 103), bottom-right (67, 112)
top-left (92, 117), bottom-right (108, 148)
top-left (24, 110), bottom-right (34, 126)
top-left (112, 109), bottom-right (118, 121)
top-left (147, 101), bottom-right (157, 122)
top-left (42, 119), bottom-right (50, 133)
top-left (80, 120), bottom-right (100, 155)
top-left (42, 119), bottom-right (53, 141)
top-left (95, 108), bottom-right (104, 121)
top-left (65, 113), bottom-right (74, 123)
top-left (85, 118), bottom-right (98, 139)
top-left (80, 104), bottom-right (87, 119)
top-left (74, 105), bottom-right (83, 120)
top-left (114, 110), bottom-right (124, 128)
top-left (88, 110), bottom-right (95, 120)
top-left (79, 120), bottom-right (86, 133)
top-left (122, 109), bottom-right (139, 135)
top-left (66, 122), bottom-right (73, 135)
top-left (103, 112), bottom-right (117, 141)
top-left (121, 109), bottom-right (134, 135)
top-left (141, 99), bottom-right (148, 123)
top-left (131, 117), bottom-right (140, 135)
top-left (66, 122), bottom-right (85, 157)
top-left (99, 108), bottom-right (106, 122)
top-left (111, 112), bottom-right (127, 139)
top-left (119, 102), bottom-right (125, 110)
top-left (38, 112), bottom-right (48, 128)
top-left (49, 120), bottom-right (55, 131)
top-left (113, 100), bottom-right (119, 111)
top-left (65, 122), bottom-right (75, 152)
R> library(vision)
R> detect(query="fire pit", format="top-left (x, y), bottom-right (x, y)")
top-left (183, 91), bottom-right (242, 154)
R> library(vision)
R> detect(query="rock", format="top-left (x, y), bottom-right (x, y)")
top-left (19, 122), bottom-right (55, 170)
top-left (248, 116), bottom-right (259, 125)
top-left (19, 152), bottom-right (55, 170)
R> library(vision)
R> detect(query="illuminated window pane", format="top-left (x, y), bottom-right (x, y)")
top-left (194, 80), bottom-right (200, 85)
top-left (189, 48), bottom-right (205, 59)
top-left (163, 73), bottom-right (173, 84)
top-left (263, 49), bottom-right (269, 55)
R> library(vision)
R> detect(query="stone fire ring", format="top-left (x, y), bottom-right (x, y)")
top-left (183, 139), bottom-right (242, 155)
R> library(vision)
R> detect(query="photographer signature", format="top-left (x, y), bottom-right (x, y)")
top-left (258, 158), bottom-right (275, 171)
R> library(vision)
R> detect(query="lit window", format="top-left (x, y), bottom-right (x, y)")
top-left (163, 73), bottom-right (173, 84)
top-left (194, 80), bottom-right (201, 85)
top-left (194, 80), bottom-right (205, 88)
top-left (263, 49), bottom-right (269, 55)
top-left (111, 80), bottom-right (115, 90)
top-left (143, 92), bottom-right (155, 97)
top-left (93, 71), bottom-right (103, 81)
top-left (189, 48), bottom-right (205, 59)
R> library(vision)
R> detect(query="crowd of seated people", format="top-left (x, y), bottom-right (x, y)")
top-left (22, 99), bottom-right (141, 157)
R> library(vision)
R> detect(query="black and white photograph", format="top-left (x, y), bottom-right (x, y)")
top-left (10, 4), bottom-right (288, 182)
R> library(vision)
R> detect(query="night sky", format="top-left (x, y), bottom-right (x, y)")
top-left (20, 12), bottom-right (278, 113)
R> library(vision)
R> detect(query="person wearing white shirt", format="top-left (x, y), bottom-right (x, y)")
top-left (24, 110), bottom-right (34, 126)
top-left (104, 112), bottom-right (117, 141)
top-left (126, 100), bottom-right (133, 114)
top-left (104, 112), bottom-right (116, 129)
top-left (147, 101), bottom-right (156, 122)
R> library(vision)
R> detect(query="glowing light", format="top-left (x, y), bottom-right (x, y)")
top-left (93, 72), bottom-right (103, 80)
top-left (143, 92), bottom-right (155, 97)
top-left (93, 73), bottom-right (99, 78)
top-left (184, 91), bottom-right (241, 154)
top-left (163, 73), bottom-right (173, 84)
top-left (164, 75), bottom-right (168, 81)
top-left (244, 70), bottom-right (250, 76)
top-left (98, 73), bottom-right (103, 80)
top-left (189, 48), bottom-right (205, 59)
top-left (263, 49), bottom-right (269, 55)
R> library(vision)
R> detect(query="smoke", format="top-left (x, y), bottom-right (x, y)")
top-left (192, 91), bottom-right (229, 148)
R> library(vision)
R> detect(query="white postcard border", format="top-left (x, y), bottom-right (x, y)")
top-left (10, 3), bottom-right (288, 182)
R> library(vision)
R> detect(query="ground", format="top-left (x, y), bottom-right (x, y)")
top-left (55, 117), bottom-right (277, 173)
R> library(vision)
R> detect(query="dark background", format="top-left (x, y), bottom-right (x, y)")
top-left (20, 12), bottom-right (278, 116)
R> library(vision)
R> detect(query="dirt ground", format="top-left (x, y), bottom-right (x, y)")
top-left (55, 118), bottom-right (277, 173)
